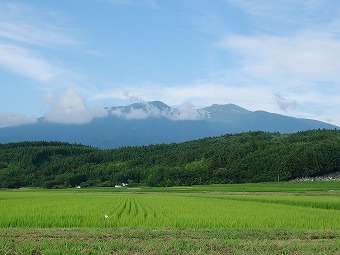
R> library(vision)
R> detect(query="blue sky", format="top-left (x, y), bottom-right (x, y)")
top-left (1, 0), bottom-right (340, 127)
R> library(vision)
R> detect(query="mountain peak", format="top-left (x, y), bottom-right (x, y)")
top-left (114, 101), bottom-right (170, 110)
top-left (148, 101), bottom-right (171, 110)
top-left (202, 103), bottom-right (251, 123)
top-left (107, 100), bottom-right (205, 121)
top-left (204, 103), bottom-right (250, 113)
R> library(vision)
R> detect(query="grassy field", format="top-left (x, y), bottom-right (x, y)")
top-left (1, 181), bottom-right (339, 254)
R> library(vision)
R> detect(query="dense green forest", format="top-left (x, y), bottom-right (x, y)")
top-left (0, 129), bottom-right (339, 188)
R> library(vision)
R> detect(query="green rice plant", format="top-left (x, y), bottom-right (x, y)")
top-left (0, 190), bottom-right (339, 230)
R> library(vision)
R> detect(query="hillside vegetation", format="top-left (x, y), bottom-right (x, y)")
top-left (0, 129), bottom-right (339, 188)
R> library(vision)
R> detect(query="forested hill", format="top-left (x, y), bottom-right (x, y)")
top-left (1, 129), bottom-right (339, 188)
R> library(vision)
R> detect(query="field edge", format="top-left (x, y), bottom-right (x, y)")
top-left (1, 227), bottom-right (339, 255)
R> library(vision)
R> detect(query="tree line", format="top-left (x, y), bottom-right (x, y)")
top-left (0, 129), bottom-right (339, 188)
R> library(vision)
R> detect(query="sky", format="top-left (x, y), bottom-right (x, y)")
top-left (1, 0), bottom-right (340, 127)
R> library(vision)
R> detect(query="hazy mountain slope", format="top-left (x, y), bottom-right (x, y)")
top-left (0, 102), bottom-right (337, 148)
top-left (0, 117), bottom-right (221, 148)
top-left (203, 104), bottom-right (337, 133)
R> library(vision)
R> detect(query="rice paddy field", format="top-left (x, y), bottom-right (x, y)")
top-left (1, 181), bottom-right (340, 254)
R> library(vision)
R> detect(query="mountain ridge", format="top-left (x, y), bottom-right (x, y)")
top-left (0, 101), bottom-right (338, 148)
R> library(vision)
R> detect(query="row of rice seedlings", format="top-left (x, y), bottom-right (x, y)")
top-left (115, 195), bottom-right (173, 227)
top-left (115, 197), bottom-right (128, 220)
top-left (115, 197), bottom-right (136, 227)
top-left (135, 196), bottom-right (165, 226)
top-left (89, 195), bottom-right (159, 227)
top-left (135, 198), bottom-right (148, 220)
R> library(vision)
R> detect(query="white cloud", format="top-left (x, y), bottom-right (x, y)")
top-left (226, 0), bottom-right (336, 30)
top-left (0, 112), bottom-right (37, 128)
top-left (43, 89), bottom-right (108, 124)
top-left (0, 2), bottom-right (77, 83)
top-left (0, 2), bottom-right (77, 47)
top-left (274, 92), bottom-right (298, 112)
top-left (122, 108), bottom-right (150, 120)
top-left (122, 91), bottom-right (145, 103)
top-left (217, 32), bottom-right (340, 83)
top-left (171, 101), bottom-right (207, 121)
top-left (212, 0), bottom-right (340, 126)
top-left (0, 21), bottom-right (77, 48)
top-left (0, 43), bottom-right (61, 82)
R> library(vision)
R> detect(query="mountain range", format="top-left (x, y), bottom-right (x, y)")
top-left (0, 101), bottom-right (338, 148)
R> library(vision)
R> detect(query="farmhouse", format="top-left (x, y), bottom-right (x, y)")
top-left (115, 183), bottom-right (128, 188)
